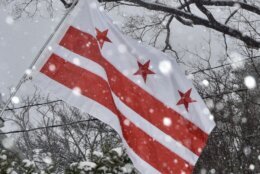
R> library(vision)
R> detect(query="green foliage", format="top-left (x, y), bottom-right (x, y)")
top-left (0, 146), bottom-right (137, 174)
top-left (65, 148), bottom-right (136, 174)
top-left (0, 149), bottom-right (36, 174)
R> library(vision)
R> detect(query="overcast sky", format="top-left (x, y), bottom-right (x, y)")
top-left (0, 3), bottom-right (65, 96)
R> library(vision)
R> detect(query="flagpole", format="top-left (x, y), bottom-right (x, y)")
top-left (0, 0), bottom-right (79, 121)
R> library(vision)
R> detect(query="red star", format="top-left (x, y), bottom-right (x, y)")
top-left (95, 28), bottom-right (111, 48)
top-left (134, 60), bottom-right (155, 83)
top-left (176, 88), bottom-right (197, 112)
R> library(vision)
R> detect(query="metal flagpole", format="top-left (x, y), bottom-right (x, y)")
top-left (0, 0), bottom-right (79, 121)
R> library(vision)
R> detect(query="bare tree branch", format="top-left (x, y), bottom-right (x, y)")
top-left (98, 0), bottom-right (260, 48)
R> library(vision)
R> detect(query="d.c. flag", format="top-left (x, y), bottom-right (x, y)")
top-left (31, 0), bottom-right (216, 173)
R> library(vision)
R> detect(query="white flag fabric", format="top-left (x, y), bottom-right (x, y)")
top-left (31, 0), bottom-right (216, 173)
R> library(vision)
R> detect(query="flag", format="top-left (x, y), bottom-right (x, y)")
top-left (31, 0), bottom-right (216, 173)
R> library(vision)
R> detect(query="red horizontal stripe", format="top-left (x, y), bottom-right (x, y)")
top-left (59, 26), bottom-right (208, 155)
top-left (40, 54), bottom-right (194, 174)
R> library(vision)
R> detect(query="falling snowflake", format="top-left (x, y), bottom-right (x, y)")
top-left (10, 87), bottom-right (16, 93)
top-left (200, 168), bottom-right (207, 174)
top-left (5, 16), bottom-right (14, 25)
top-left (11, 96), bottom-right (20, 104)
top-left (118, 44), bottom-right (127, 53)
top-left (197, 148), bottom-right (202, 153)
top-left (73, 87), bottom-right (82, 96)
top-left (209, 114), bottom-right (214, 121)
top-left (202, 79), bottom-right (209, 87)
top-left (47, 46), bottom-right (53, 51)
top-left (49, 64), bottom-right (56, 72)
top-left (243, 146), bottom-right (251, 156)
top-left (241, 117), bottom-right (247, 123)
top-left (123, 119), bottom-right (130, 126)
top-left (249, 164), bottom-right (255, 171)
top-left (244, 76), bottom-right (256, 89)
top-left (159, 60), bottom-right (172, 74)
top-left (99, 6), bottom-right (104, 11)
top-left (216, 102), bottom-right (224, 110)
top-left (73, 58), bottom-right (80, 66)
top-left (149, 108), bottom-right (154, 113)
top-left (210, 169), bottom-right (216, 174)
top-left (163, 117), bottom-right (172, 126)
top-left (25, 69), bottom-right (32, 75)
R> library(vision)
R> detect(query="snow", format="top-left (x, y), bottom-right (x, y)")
top-left (243, 146), bottom-right (251, 156)
top-left (118, 44), bottom-right (127, 53)
top-left (159, 60), bottom-right (172, 75)
top-left (121, 163), bottom-right (134, 173)
top-left (111, 147), bottom-right (123, 157)
top-left (215, 102), bottom-right (224, 111)
top-left (0, 1), bottom-right (259, 173)
top-left (244, 76), bottom-right (256, 89)
top-left (249, 164), bottom-right (255, 170)
top-left (202, 79), bottom-right (209, 87)
top-left (99, 6), bottom-right (105, 12)
top-left (5, 16), bottom-right (14, 25)
top-left (123, 119), bottom-right (130, 126)
top-left (72, 87), bottom-right (82, 96)
top-left (6, 168), bottom-right (18, 174)
top-left (163, 117), bottom-right (172, 127)
top-left (48, 64), bottom-right (56, 72)
top-left (241, 117), bottom-right (247, 123)
top-left (197, 148), bottom-right (202, 153)
top-left (0, 154), bottom-right (7, 160)
top-left (93, 151), bottom-right (103, 157)
top-left (210, 168), bottom-right (216, 173)
top-left (78, 161), bottom-right (97, 171)
top-left (10, 87), bottom-right (16, 93)
top-left (2, 137), bottom-right (15, 149)
top-left (209, 114), bottom-right (214, 121)
top-left (25, 69), bottom-right (32, 75)
top-left (47, 46), bottom-right (53, 51)
top-left (11, 96), bottom-right (19, 104)
top-left (72, 57), bottom-right (81, 66)
top-left (148, 109), bottom-right (154, 114)
top-left (43, 156), bottom-right (52, 165)
top-left (22, 159), bottom-right (35, 168)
